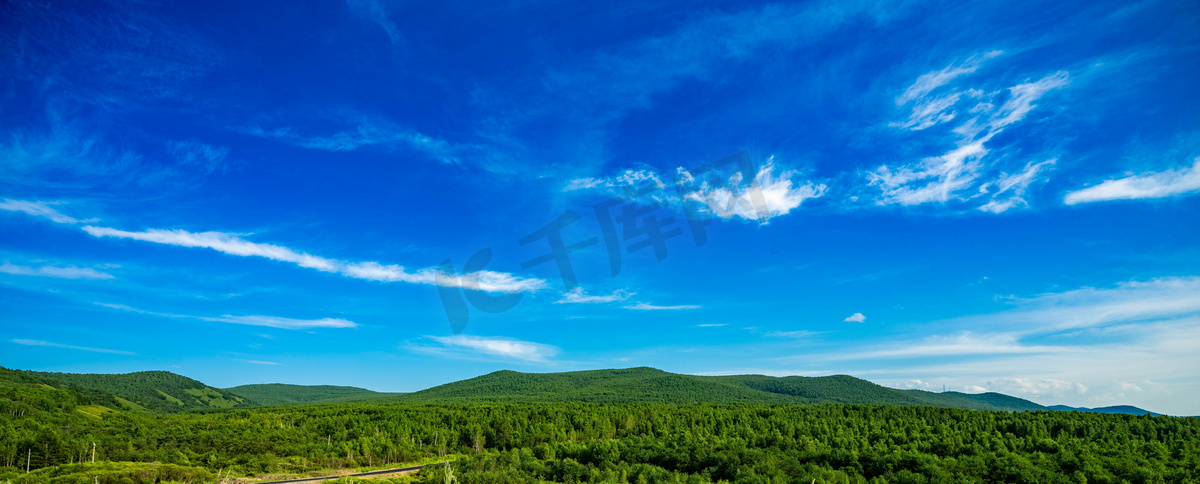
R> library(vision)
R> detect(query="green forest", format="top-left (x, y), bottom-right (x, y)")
top-left (3, 376), bottom-right (1198, 484)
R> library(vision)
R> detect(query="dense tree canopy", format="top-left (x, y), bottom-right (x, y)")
top-left (3, 384), bottom-right (1198, 484)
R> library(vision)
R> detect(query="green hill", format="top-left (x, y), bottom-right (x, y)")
top-left (224, 383), bottom-right (393, 405)
top-left (0, 365), bottom-right (1068, 413)
top-left (0, 366), bottom-right (251, 412)
top-left (392, 367), bottom-right (1048, 411)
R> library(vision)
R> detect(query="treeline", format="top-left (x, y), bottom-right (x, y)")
top-left (2, 384), bottom-right (1198, 483)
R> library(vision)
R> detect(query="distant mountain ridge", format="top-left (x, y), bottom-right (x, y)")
top-left (389, 367), bottom-right (1049, 411)
top-left (1, 365), bottom-right (1163, 415)
top-left (1048, 404), bottom-right (1161, 416)
top-left (0, 366), bottom-right (251, 412)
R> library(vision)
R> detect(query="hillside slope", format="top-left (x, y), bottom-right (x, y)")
top-left (225, 383), bottom-right (392, 405)
top-left (393, 367), bottom-right (1048, 411)
top-left (1, 366), bottom-right (251, 412)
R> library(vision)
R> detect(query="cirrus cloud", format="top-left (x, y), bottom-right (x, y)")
top-left (1064, 157), bottom-right (1200, 204)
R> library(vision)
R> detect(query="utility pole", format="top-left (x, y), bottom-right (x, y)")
top-left (92, 442), bottom-right (96, 463)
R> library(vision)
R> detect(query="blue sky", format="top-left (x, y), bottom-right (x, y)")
top-left (2, 0), bottom-right (1199, 415)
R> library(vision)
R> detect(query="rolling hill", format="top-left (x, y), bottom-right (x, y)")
top-left (391, 367), bottom-right (1050, 411)
top-left (0, 366), bottom-right (252, 412)
top-left (2, 365), bottom-right (1163, 415)
top-left (224, 383), bottom-right (393, 405)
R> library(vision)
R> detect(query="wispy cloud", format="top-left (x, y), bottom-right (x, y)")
top-left (1064, 157), bottom-right (1200, 204)
top-left (541, 2), bottom-right (896, 124)
top-left (869, 52), bottom-right (1070, 212)
top-left (0, 199), bottom-right (89, 224)
top-left (236, 359), bottom-right (282, 366)
top-left (624, 302), bottom-right (701, 311)
top-left (83, 226), bottom-right (340, 270)
top-left (827, 332), bottom-right (1066, 361)
top-left (556, 287), bottom-right (633, 304)
top-left (0, 263), bottom-right (114, 280)
top-left (416, 334), bottom-right (560, 362)
top-left (220, 315), bottom-right (357, 330)
top-left (697, 323), bottom-right (727, 327)
top-left (765, 330), bottom-right (820, 339)
top-left (167, 140), bottom-right (230, 175)
top-left (97, 302), bottom-right (357, 330)
top-left (893, 51), bottom-right (1003, 130)
top-left (564, 169), bottom-right (663, 193)
top-left (978, 159), bottom-right (1057, 213)
top-left (569, 157), bottom-right (825, 224)
top-left (759, 277), bottom-right (1200, 412)
top-left (10, 339), bottom-right (135, 355)
top-left (843, 312), bottom-right (866, 323)
top-left (244, 111), bottom-right (460, 165)
top-left (345, 0), bottom-right (402, 45)
top-left (82, 225), bottom-right (546, 293)
top-left (896, 51), bottom-right (1003, 107)
top-left (984, 377), bottom-right (1088, 398)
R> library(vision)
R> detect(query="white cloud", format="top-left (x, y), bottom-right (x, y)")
top-left (829, 332), bottom-right (1065, 361)
top-left (424, 334), bottom-right (560, 362)
top-left (1064, 157), bottom-right (1200, 204)
top-left (83, 226), bottom-right (340, 271)
top-left (218, 315), bottom-right (357, 330)
top-left (844, 312), bottom-right (866, 323)
top-left (564, 169), bottom-right (663, 193)
top-left (871, 58), bottom-right (1069, 211)
top-left (697, 323), bottom-right (727, 327)
top-left (82, 225), bottom-right (545, 293)
top-left (556, 287), bottom-right (633, 304)
top-left (765, 330), bottom-right (819, 338)
top-left (962, 385), bottom-right (987, 393)
top-left (0, 199), bottom-right (87, 224)
top-left (464, 270), bottom-right (549, 293)
top-left (896, 51), bottom-right (1002, 106)
top-left (10, 339), bottom-right (135, 355)
top-left (900, 379), bottom-right (935, 390)
top-left (237, 359), bottom-right (282, 366)
top-left (624, 302), bottom-right (701, 310)
top-left (892, 92), bottom-right (963, 130)
top-left (0, 263), bottom-right (114, 280)
top-left (681, 158), bottom-right (826, 222)
top-left (971, 277), bottom-right (1200, 335)
top-left (984, 377), bottom-right (1088, 398)
top-left (781, 277), bottom-right (1200, 413)
top-left (988, 72), bottom-right (1070, 131)
top-left (96, 302), bottom-right (357, 330)
top-left (245, 111), bottom-right (458, 165)
top-left (869, 137), bottom-right (991, 205)
top-left (1116, 381), bottom-right (1143, 393)
top-left (566, 157), bottom-right (823, 223)
top-left (977, 159), bottom-right (1057, 213)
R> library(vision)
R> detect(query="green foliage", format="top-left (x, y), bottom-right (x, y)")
top-left (3, 381), bottom-right (1199, 483)
top-left (225, 385), bottom-right (393, 406)
top-left (4, 367), bottom-right (1192, 482)
top-left (6, 462), bottom-right (211, 484)
top-left (0, 367), bottom-right (250, 413)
